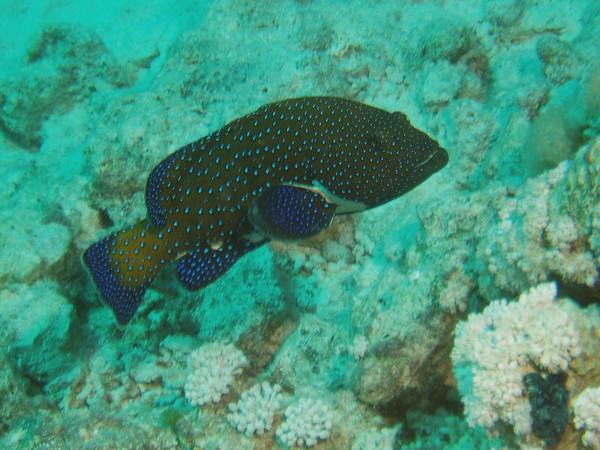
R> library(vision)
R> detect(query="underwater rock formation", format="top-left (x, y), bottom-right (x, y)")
top-left (0, 26), bottom-right (135, 151)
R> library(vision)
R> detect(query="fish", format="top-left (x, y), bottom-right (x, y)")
top-left (83, 96), bottom-right (448, 324)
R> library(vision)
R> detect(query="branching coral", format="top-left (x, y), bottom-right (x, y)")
top-left (451, 283), bottom-right (580, 436)
top-left (276, 398), bottom-right (333, 448)
top-left (227, 382), bottom-right (283, 436)
top-left (184, 342), bottom-right (247, 407)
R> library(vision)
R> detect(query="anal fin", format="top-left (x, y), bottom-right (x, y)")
top-left (176, 240), bottom-right (265, 291)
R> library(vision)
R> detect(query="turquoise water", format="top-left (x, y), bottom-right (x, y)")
top-left (0, 1), bottom-right (598, 449)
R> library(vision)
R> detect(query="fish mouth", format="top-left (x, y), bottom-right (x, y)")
top-left (416, 144), bottom-right (449, 171)
top-left (434, 145), bottom-right (449, 170)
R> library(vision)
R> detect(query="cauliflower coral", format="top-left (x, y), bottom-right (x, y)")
top-left (227, 382), bottom-right (284, 436)
top-left (451, 282), bottom-right (580, 435)
top-left (276, 398), bottom-right (333, 447)
top-left (184, 342), bottom-right (247, 406)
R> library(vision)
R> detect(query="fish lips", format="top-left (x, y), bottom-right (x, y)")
top-left (432, 145), bottom-right (449, 172)
top-left (414, 142), bottom-right (449, 174)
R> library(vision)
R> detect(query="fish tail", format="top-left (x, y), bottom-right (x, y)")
top-left (83, 220), bottom-right (170, 324)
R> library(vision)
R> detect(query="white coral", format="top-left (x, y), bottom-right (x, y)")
top-left (184, 342), bottom-right (247, 406)
top-left (227, 382), bottom-right (284, 436)
top-left (479, 151), bottom-right (599, 293)
top-left (451, 282), bottom-right (580, 435)
top-left (276, 398), bottom-right (333, 448)
top-left (574, 387), bottom-right (600, 449)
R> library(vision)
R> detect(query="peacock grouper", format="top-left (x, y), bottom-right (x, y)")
top-left (83, 96), bottom-right (449, 324)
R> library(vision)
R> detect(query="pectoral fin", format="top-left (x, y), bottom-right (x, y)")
top-left (247, 185), bottom-right (336, 241)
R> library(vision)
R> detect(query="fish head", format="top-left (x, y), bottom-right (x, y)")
top-left (367, 111), bottom-right (449, 198)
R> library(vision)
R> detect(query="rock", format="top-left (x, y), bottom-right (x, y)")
top-left (0, 212), bottom-right (71, 284)
top-left (0, 25), bottom-right (136, 150)
top-left (0, 280), bottom-right (74, 383)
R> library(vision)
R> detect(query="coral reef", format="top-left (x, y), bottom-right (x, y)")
top-left (0, 0), bottom-right (599, 448)
top-left (477, 138), bottom-right (599, 299)
top-left (452, 282), bottom-right (600, 447)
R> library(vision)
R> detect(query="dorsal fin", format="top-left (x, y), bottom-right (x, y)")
top-left (145, 154), bottom-right (176, 228)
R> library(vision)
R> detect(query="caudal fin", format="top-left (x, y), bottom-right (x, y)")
top-left (83, 220), bottom-right (168, 324)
